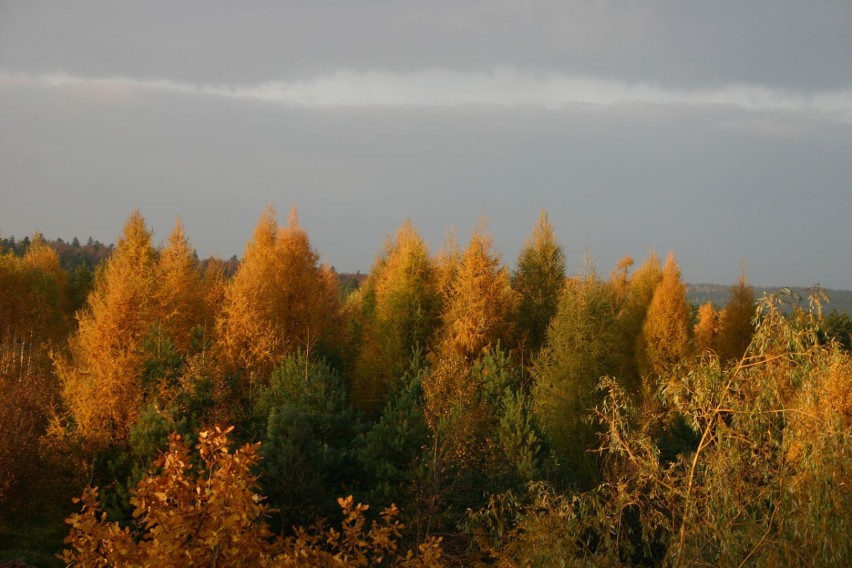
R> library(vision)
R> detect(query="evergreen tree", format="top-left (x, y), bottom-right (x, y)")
top-left (255, 353), bottom-right (356, 534)
top-left (532, 271), bottom-right (619, 487)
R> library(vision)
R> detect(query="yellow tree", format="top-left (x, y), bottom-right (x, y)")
top-left (512, 210), bottom-right (566, 354)
top-left (438, 221), bottom-right (517, 359)
top-left (58, 210), bottom-right (157, 446)
top-left (611, 251), bottom-right (663, 396)
top-left (716, 272), bottom-right (756, 363)
top-left (216, 206), bottom-right (339, 385)
top-left (352, 221), bottom-right (440, 415)
top-left (154, 218), bottom-right (207, 354)
top-left (638, 252), bottom-right (692, 382)
top-left (693, 302), bottom-right (720, 355)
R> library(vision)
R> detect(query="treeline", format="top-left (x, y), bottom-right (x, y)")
top-left (0, 207), bottom-right (849, 567)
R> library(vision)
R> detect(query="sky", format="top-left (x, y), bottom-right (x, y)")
top-left (1, 1), bottom-right (850, 289)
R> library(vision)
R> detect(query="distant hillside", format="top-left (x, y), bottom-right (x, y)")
top-left (688, 283), bottom-right (852, 316)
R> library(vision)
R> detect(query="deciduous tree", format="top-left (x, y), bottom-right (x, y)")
top-left (512, 210), bottom-right (566, 354)
top-left (58, 210), bottom-right (157, 446)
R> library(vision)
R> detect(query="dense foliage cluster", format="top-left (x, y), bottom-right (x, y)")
top-left (0, 208), bottom-right (849, 567)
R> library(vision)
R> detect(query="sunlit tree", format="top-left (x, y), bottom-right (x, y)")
top-left (58, 210), bottom-right (157, 446)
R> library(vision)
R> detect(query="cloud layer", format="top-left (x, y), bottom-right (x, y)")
top-left (4, 68), bottom-right (851, 121)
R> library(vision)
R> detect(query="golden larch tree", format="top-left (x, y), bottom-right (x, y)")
top-left (638, 251), bottom-right (692, 380)
top-left (612, 251), bottom-right (663, 396)
top-left (154, 218), bottom-right (207, 353)
top-left (693, 302), bottom-right (720, 355)
top-left (716, 272), bottom-right (756, 363)
top-left (438, 220), bottom-right (517, 359)
top-left (512, 209), bottom-right (566, 353)
top-left (58, 210), bottom-right (157, 446)
top-left (216, 206), bottom-right (339, 383)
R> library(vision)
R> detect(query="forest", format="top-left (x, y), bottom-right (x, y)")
top-left (0, 206), bottom-right (849, 567)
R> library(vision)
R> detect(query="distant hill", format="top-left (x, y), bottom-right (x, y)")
top-left (688, 283), bottom-right (852, 316)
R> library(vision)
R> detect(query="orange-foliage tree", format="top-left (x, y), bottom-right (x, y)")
top-left (216, 206), bottom-right (339, 389)
top-left (638, 252), bottom-right (692, 384)
top-left (58, 210), bottom-right (158, 447)
top-left (716, 272), bottom-right (756, 363)
top-left (437, 221), bottom-right (517, 359)
top-left (153, 218), bottom-right (208, 354)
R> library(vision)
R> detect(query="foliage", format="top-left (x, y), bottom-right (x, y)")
top-left (638, 252), bottom-right (692, 387)
top-left (352, 221), bottom-right (440, 417)
top-left (254, 353), bottom-right (358, 533)
top-left (715, 272), bottom-right (756, 362)
top-left (58, 210), bottom-right (157, 447)
top-left (512, 210), bottom-right (566, 354)
top-left (438, 221), bottom-right (517, 359)
top-left (62, 427), bottom-right (444, 567)
top-left (470, 291), bottom-right (852, 566)
top-left (532, 271), bottom-right (619, 488)
top-left (216, 206), bottom-right (339, 386)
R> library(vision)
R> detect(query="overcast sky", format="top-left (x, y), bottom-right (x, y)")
top-left (1, 1), bottom-right (850, 289)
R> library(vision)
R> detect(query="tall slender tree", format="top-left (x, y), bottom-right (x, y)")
top-left (352, 221), bottom-right (440, 416)
top-left (154, 218), bottom-right (207, 354)
top-left (532, 270), bottom-right (619, 486)
top-left (438, 220), bottom-right (517, 359)
top-left (638, 252), bottom-right (692, 382)
top-left (59, 210), bottom-right (157, 446)
top-left (716, 272), bottom-right (756, 363)
top-left (512, 210), bottom-right (566, 354)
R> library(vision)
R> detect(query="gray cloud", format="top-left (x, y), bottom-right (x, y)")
top-left (4, 70), bottom-right (850, 121)
top-left (0, 1), bottom-right (850, 290)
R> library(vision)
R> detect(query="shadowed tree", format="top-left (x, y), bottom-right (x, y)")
top-left (611, 252), bottom-right (663, 397)
top-left (512, 209), bottom-right (566, 355)
top-left (532, 270), bottom-right (619, 487)
top-left (716, 272), bottom-right (756, 363)
top-left (352, 221), bottom-right (440, 417)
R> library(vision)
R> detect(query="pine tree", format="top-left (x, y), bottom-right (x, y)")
top-left (532, 271), bottom-right (619, 486)
top-left (59, 210), bottom-right (157, 446)
top-left (512, 209), bottom-right (566, 354)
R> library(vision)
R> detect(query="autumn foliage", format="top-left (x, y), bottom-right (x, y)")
top-left (0, 206), bottom-right (848, 567)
